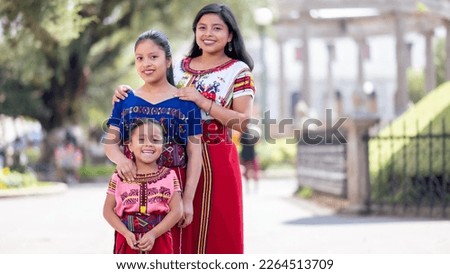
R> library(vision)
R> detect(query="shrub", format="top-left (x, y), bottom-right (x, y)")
top-left (256, 138), bottom-right (296, 170)
top-left (369, 82), bottom-right (450, 201)
top-left (79, 164), bottom-right (115, 180)
top-left (0, 167), bottom-right (40, 189)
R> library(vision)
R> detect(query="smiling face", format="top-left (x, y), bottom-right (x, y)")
top-left (134, 39), bottom-right (171, 85)
top-left (195, 13), bottom-right (232, 55)
top-left (128, 121), bottom-right (163, 169)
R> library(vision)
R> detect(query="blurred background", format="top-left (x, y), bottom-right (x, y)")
top-left (0, 0), bottom-right (449, 253)
top-left (0, 0), bottom-right (273, 185)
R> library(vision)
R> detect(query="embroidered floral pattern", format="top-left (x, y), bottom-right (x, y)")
top-left (174, 58), bottom-right (255, 112)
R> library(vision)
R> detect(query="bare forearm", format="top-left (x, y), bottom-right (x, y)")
top-left (151, 193), bottom-right (183, 238)
top-left (104, 144), bottom-right (127, 165)
top-left (103, 208), bottom-right (130, 236)
top-left (103, 126), bottom-right (127, 165)
top-left (150, 207), bottom-right (182, 238)
top-left (182, 136), bottom-right (202, 201)
top-left (198, 96), bottom-right (253, 133)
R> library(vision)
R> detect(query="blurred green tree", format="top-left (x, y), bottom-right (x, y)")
top-left (435, 37), bottom-right (446, 87)
top-left (407, 37), bottom-right (448, 104)
top-left (407, 68), bottom-right (425, 104)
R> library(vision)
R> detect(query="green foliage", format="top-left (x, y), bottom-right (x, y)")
top-left (0, 167), bottom-right (41, 189)
top-left (435, 38), bottom-right (446, 87)
top-left (40, 2), bottom-right (96, 46)
top-left (407, 68), bottom-right (426, 103)
top-left (416, 2), bottom-right (429, 13)
top-left (79, 164), bottom-right (115, 180)
top-left (297, 186), bottom-right (314, 199)
top-left (256, 138), bottom-right (296, 170)
top-left (369, 82), bottom-right (450, 200)
top-left (406, 37), bottom-right (446, 104)
top-left (24, 146), bottom-right (42, 165)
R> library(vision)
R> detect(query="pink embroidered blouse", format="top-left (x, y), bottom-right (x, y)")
top-left (107, 167), bottom-right (181, 217)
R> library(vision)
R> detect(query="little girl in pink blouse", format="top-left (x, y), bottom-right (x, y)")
top-left (103, 118), bottom-right (183, 254)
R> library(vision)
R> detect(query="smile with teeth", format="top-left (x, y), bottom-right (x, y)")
top-left (141, 148), bottom-right (155, 155)
top-left (202, 39), bottom-right (216, 45)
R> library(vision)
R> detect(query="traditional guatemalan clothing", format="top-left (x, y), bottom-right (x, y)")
top-left (107, 168), bottom-right (181, 254)
top-left (173, 57), bottom-right (256, 254)
top-left (107, 91), bottom-right (202, 253)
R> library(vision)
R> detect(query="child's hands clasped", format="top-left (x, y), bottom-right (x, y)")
top-left (124, 231), bottom-right (139, 251)
top-left (136, 231), bottom-right (157, 252)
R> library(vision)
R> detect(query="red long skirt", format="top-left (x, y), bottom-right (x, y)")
top-left (172, 142), bottom-right (243, 254)
top-left (172, 119), bottom-right (243, 254)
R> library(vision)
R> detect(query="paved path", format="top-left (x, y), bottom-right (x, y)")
top-left (1, 177), bottom-right (449, 254)
top-left (243, 179), bottom-right (450, 253)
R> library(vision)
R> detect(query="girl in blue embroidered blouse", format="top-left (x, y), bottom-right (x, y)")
top-left (103, 30), bottom-right (202, 230)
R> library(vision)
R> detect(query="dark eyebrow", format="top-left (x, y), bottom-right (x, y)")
top-left (197, 22), bottom-right (225, 27)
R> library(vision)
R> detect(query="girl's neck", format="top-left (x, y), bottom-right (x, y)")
top-left (193, 54), bottom-right (231, 70)
top-left (135, 162), bottom-right (160, 174)
top-left (139, 81), bottom-right (175, 94)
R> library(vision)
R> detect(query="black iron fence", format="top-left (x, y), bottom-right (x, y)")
top-left (367, 119), bottom-right (450, 217)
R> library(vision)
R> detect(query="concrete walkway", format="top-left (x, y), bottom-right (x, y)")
top-left (243, 178), bottom-right (450, 253)
top-left (1, 177), bottom-right (449, 254)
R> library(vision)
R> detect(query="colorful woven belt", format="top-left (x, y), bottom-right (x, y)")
top-left (121, 213), bottom-right (165, 233)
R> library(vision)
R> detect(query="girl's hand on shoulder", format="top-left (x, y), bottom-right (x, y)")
top-left (174, 87), bottom-right (202, 104)
top-left (138, 231), bottom-right (156, 252)
top-left (112, 85), bottom-right (132, 104)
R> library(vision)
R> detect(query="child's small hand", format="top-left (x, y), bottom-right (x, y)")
top-left (137, 231), bottom-right (156, 252)
top-left (124, 231), bottom-right (139, 250)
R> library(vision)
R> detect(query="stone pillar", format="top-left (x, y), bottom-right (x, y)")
top-left (300, 11), bottom-right (311, 109)
top-left (343, 114), bottom-right (379, 214)
top-left (394, 12), bottom-right (409, 115)
top-left (352, 38), bottom-right (367, 113)
top-left (356, 38), bottom-right (366, 91)
top-left (278, 39), bottom-right (286, 118)
top-left (326, 42), bottom-right (335, 112)
top-left (424, 30), bottom-right (436, 92)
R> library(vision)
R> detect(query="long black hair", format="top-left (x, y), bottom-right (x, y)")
top-left (188, 3), bottom-right (254, 71)
top-left (135, 30), bottom-right (175, 85)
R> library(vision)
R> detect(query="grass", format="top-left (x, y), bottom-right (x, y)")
top-left (369, 82), bottom-right (450, 200)
top-left (79, 164), bottom-right (115, 180)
